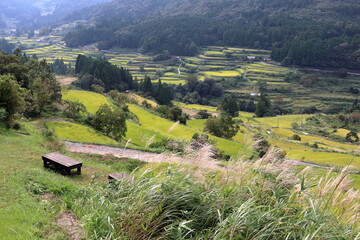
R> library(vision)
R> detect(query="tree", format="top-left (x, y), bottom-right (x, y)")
top-left (154, 80), bottom-right (173, 105)
top-left (63, 100), bottom-right (87, 120)
top-left (142, 75), bottom-right (153, 96)
top-left (220, 96), bottom-right (239, 117)
top-left (255, 94), bottom-right (272, 117)
top-left (345, 130), bottom-right (359, 143)
top-left (204, 115), bottom-right (239, 139)
top-left (196, 110), bottom-right (211, 119)
top-left (92, 104), bottom-right (127, 141)
top-left (0, 75), bottom-right (25, 127)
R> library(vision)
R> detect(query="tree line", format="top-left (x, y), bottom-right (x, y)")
top-left (0, 49), bottom-right (61, 127)
top-left (75, 54), bottom-right (134, 92)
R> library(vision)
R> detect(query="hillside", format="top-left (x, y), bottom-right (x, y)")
top-left (0, 0), bottom-right (109, 32)
top-left (62, 0), bottom-right (360, 70)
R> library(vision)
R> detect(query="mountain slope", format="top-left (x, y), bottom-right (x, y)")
top-left (63, 0), bottom-right (360, 70)
top-left (0, 0), bottom-right (110, 31)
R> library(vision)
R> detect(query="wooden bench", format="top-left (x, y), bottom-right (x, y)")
top-left (108, 172), bottom-right (131, 181)
top-left (42, 153), bottom-right (82, 175)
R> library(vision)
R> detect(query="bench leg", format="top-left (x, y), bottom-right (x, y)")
top-left (77, 167), bottom-right (81, 175)
top-left (43, 160), bottom-right (49, 168)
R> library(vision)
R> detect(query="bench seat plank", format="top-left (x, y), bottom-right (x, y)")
top-left (43, 153), bottom-right (82, 168)
top-left (42, 153), bottom-right (82, 175)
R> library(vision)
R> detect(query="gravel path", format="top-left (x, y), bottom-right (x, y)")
top-left (65, 142), bottom-right (332, 170)
top-left (65, 141), bottom-right (222, 169)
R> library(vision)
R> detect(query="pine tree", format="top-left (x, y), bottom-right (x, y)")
top-left (255, 94), bottom-right (272, 117)
top-left (142, 75), bottom-right (153, 96)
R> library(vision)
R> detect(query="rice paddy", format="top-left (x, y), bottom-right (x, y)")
top-left (46, 121), bottom-right (119, 145)
top-left (62, 90), bottom-right (110, 114)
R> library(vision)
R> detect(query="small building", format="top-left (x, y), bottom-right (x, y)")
top-left (263, 57), bottom-right (272, 62)
top-left (250, 93), bottom-right (261, 97)
top-left (247, 56), bottom-right (256, 61)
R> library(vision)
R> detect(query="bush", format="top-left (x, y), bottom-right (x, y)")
top-left (292, 134), bottom-right (301, 141)
top-left (204, 115), bottom-right (239, 139)
top-left (92, 104), bottom-right (127, 141)
top-left (195, 110), bottom-right (211, 119)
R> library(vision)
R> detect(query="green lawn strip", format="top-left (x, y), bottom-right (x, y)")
top-left (129, 104), bottom-right (250, 157)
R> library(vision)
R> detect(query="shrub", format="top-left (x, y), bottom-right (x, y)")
top-left (92, 104), bottom-right (127, 141)
top-left (292, 134), bottom-right (301, 141)
top-left (204, 115), bottom-right (239, 139)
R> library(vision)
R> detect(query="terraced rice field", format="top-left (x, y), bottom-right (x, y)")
top-left (62, 90), bottom-right (110, 114)
top-left (128, 104), bottom-right (249, 156)
top-left (243, 62), bottom-right (290, 84)
top-left (46, 121), bottom-right (118, 145)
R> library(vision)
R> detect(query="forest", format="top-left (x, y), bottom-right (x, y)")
top-left (63, 0), bottom-right (360, 69)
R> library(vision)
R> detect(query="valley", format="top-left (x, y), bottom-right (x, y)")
top-left (1, 0), bottom-right (360, 238)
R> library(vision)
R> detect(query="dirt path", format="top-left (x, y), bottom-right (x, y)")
top-left (284, 159), bottom-right (331, 169)
top-left (65, 142), bottom-right (222, 170)
top-left (65, 142), bottom-right (333, 170)
top-left (57, 211), bottom-right (85, 240)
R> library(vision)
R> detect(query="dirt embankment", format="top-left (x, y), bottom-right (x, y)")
top-left (56, 76), bottom-right (77, 85)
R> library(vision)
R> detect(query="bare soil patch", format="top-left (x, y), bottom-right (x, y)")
top-left (57, 211), bottom-right (85, 240)
top-left (56, 76), bottom-right (77, 85)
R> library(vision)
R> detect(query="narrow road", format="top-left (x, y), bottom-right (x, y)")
top-left (65, 142), bottom-right (333, 170)
top-left (65, 141), bottom-right (222, 170)
top-left (177, 57), bottom-right (186, 75)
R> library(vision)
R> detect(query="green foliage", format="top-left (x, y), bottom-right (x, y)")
top-left (252, 134), bottom-right (270, 158)
top-left (255, 94), bottom-right (272, 117)
top-left (195, 110), bottom-right (211, 119)
top-left (50, 58), bottom-right (69, 75)
top-left (63, 100), bottom-right (88, 121)
top-left (204, 115), bottom-right (239, 139)
top-left (0, 38), bottom-right (15, 54)
top-left (75, 54), bottom-right (134, 92)
top-left (154, 79), bottom-right (173, 105)
top-left (154, 105), bottom-right (187, 125)
top-left (0, 74), bottom-right (25, 127)
top-left (64, 1), bottom-right (360, 70)
top-left (220, 96), bottom-right (239, 117)
top-left (345, 130), bottom-right (359, 143)
top-left (141, 75), bottom-right (153, 96)
top-left (92, 104), bottom-right (127, 141)
top-left (180, 77), bottom-right (223, 105)
top-left (292, 134), bottom-right (302, 141)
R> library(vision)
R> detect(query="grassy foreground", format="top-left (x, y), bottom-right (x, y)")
top-left (0, 126), bottom-right (145, 239)
top-left (1, 126), bottom-right (359, 239)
